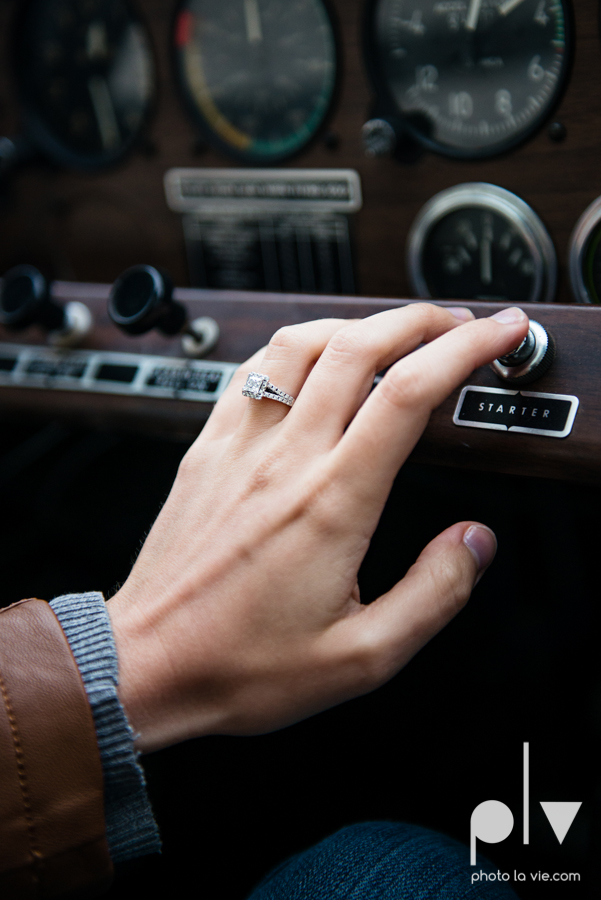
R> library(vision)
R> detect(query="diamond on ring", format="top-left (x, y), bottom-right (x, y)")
top-left (242, 372), bottom-right (270, 400)
top-left (242, 372), bottom-right (295, 407)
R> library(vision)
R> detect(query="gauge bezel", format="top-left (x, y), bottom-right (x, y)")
top-left (171, 0), bottom-right (342, 166)
top-left (12, 0), bottom-right (158, 172)
top-left (362, 0), bottom-right (574, 160)
top-left (406, 183), bottom-right (557, 303)
top-left (568, 196), bottom-right (601, 304)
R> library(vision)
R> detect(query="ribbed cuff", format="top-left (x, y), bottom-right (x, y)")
top-left (50, 592), bottom-right (161, 863)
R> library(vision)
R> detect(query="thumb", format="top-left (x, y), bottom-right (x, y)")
top-left (345, 522), bottom-right (497, 686)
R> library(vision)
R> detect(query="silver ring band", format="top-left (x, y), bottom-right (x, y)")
top-left (242, 372), bottom-right (295, 407)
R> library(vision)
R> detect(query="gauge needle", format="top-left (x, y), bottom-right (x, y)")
top-left (498, 0), bottom-right (527, 16)
top-left (244, 0), bottom-right (263, 43)
top-left (88, 76), bottom-right (120, 150)
top-left (465, 0), bottom-right (483, 31)
top-left (480, 233), bottom-right (493, 284)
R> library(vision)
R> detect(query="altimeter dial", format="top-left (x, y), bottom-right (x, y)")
top-left (366, 0), bottom-right (570, 157)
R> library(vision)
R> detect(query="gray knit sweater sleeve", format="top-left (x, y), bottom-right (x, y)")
top-left (49, 592), bottom-right (161, 863)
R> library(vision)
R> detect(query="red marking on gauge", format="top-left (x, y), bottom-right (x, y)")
top-left (175, 9), bottom-right (194, 47)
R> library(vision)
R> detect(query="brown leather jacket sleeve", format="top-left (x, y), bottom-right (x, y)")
top-left (0, 599), bottom-right (113, 898)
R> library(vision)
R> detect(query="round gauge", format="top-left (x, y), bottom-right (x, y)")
top-left (173, 0), bottom-right (338, 163)
top-left (365, 0), bottom-right (571, 158)
top-left (407, 184), bottom-right (556, 303)
top-left (14, 0), bottom-right (155, 170)
top-left (568, 197), bottom-right (601, 304)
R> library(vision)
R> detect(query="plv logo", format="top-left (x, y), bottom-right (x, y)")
top-left (470, 743), bottom-right (582, 865)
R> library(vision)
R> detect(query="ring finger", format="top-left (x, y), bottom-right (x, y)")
top-left (240, 318), bottom-right (358, 432)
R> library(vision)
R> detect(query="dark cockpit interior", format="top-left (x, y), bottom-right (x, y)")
top-left (0, 1), bottom-right (600, 897)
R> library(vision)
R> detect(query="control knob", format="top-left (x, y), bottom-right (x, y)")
top-left (108, 265), bottom-right (219, 358)
top-left (0, 265), bottom-right (91, 346)
top-left (490, 320), bottom-right (555, 385)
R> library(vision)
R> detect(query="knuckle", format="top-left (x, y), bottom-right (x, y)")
top-left (378, 364), bottom-right (425, 411)
top-left (299, 473), bottom-right (339, 534)
top-left (267, 324), bottom-right (306, 356)
top-left (244, 449), bottom-right (281, 493)
top-left (306, 494), bottom-right (337, 538)
top-left (176, 448), bottom-right (202, 481)
top-left (405, 301), bottom-right (441, 326)
top-left (343, 630), bottom-right (395, 691)
top-left (323, 325), bottom-right (370, 367)
top-left (429, 556), bottom-right (471, 619)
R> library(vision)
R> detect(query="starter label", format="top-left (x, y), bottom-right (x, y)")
top-left (453, 386), bottom-right (579, 438)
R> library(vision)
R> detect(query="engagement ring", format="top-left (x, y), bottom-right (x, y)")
top-left (242, 372), bottom-right (295, 407)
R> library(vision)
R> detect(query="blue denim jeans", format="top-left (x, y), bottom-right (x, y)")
top-left (248, 822), bottom-right (520, 899)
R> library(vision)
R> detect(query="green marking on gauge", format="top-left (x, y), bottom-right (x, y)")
top-left (549, 0), bottom-right (565, 48)
top-left (551, 3), bottom-right (565, 44)
top-left (246, 65), bottom-right (335, 159)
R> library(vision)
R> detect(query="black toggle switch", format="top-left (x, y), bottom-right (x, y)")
top-left (0, 265), bottom-right (91, 346)
top-left (490, 320), bottom-right (555, 385)
top-left (108, 265), bottom-right (219, 357)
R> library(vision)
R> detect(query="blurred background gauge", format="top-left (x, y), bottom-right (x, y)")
top-left (407, 183), bottom-right (557, 302)
top-left (14, 0), bottom-right (155, 169)
top-left (365, 0), bottom-right (571, 157)
top-left (173, 0), bottom-right (338, 163)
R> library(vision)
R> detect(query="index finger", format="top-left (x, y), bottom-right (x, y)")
top-left (331, 307), bottom-right (529, 518)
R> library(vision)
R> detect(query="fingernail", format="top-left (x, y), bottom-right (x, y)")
top-left (447, 307), bottom-right (475, 322)
top-left (463, 525), bottom-right (497, 585)
top-left (490, 307), bottom-right (527, 325)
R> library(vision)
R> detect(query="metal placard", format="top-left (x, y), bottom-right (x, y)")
top-left (0, 343), bottom-right (237, 403)
top-left (164, 168), bottom-right (362, 215)
top-left (183, 213), bottom-right (355, 294)
top-left (165, 169), bottom-right (361, 294)
top-left (453, 386), bottom-right (579, 438)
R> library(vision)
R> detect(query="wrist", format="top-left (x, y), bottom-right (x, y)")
top-left (107, 585), bottom-right (224, 752)
top-left (107, 588), bottom-right (168, 753)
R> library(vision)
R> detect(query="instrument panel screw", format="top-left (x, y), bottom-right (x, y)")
top-left (548, 121), bottom-right (566, 142)
top-left (362, 118), bottom-right (397, 158)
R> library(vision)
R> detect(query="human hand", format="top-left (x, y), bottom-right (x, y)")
top-left (107, 303), bottom-right (529, 752)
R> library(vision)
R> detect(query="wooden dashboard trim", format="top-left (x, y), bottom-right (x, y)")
top-left (1, 284), bottom-right (600, 484)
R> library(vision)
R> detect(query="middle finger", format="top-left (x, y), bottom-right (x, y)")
top-left (287, 303), bottom-right (474, 441)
